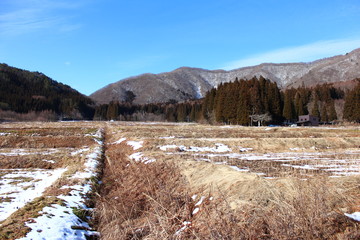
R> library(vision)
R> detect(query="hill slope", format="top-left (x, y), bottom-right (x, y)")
top-left (91, 48), bottom-right (360, 104)
top-left (0, 63), bottom-right (94, 120)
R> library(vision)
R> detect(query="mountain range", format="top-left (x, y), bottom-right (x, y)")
top-left (90, 48), bottom-right (360, 105)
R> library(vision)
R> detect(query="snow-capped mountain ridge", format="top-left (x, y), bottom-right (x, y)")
top-left (90, 48), bottom-right (360, 104)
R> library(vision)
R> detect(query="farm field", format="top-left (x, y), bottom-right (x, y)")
top-left (100, 122), bottom-right (360, 239)
top-left (1, 121), bottom-right (360, 239)
top-left (0, 122), bottom-right (104, 239)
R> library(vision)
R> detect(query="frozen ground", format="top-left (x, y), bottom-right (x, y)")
top-left (159, 143), bottom-right (360, 178)
top-left (0, 148), bottom-right (59, 156)
top-left (17, 130), bottom-right (104, 239)
top-left (0, 127), bottom-right (104, 240)
top-left (0, 168), bottom-right (66, 222)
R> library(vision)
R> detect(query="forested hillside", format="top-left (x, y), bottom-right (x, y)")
top-left (0, 64), bottom-right (95, 121)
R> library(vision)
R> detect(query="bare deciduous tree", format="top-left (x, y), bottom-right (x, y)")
top-left (250, 113), bottom-right (272, 126)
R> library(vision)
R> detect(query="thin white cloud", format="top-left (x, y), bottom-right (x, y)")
top-left (222, 38), bottom-right (360, 70)
top-left (0, 0), bottom-right (84, 36)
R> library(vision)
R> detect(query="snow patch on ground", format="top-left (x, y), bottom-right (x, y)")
top-left (195, 196), bottom-right (206, 206)
top-left (0, 168), bottom-right (66, 222)
top-left (111, 137), bottom-right (127, 145)
top-left (129, 152), bottom-right (144, 161)
top-left (17, 128), bottom-right (104, 239)
top-left (129, 152), bottom-right (156, 164)
top-left (0, 148), bottom-right (59, 156)
top-left (174, 221), bottom-right (192, 236)
top-left (159, 143), bottom-right (231, 153)
top-left (71, 147), bottom-right (90, 156)
top-left (159, 145), bottom-right (178, 151)
top-left (175, 195), bottom-right (213, 236)
top-left (345, 212), bottom-right (360, 222)
top-left (42, 159), bottom-right (55, 164)
top-left (239, 147), bottom-right (253, 152)
top-left (18, 203), bottom-right (97, 240)
top-left (282, 164), bottom-right (318, 170)
top-left (192, 207), bottom-right (200, 215)
top-left (178, 149), bottom-right (360, 178)
top-left (72, 146), bottom-right (103, 179)
top-left (127, 140), bottom-right (143, 150)
top-left (229, 166), bottom-right (250, 172)
top-left (159, 136), bottom-right (176, 139)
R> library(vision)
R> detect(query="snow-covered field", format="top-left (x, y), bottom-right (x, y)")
top-left (19, 143), bottom-right (103, 240)
top-left (0, 168), bottom-right (66, 222)
top-left (0, 125), bottom-right (104, 239)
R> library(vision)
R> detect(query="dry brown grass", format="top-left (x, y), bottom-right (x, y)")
top-left (95, 142), bottom-right (194, 240)
top-left (190, 180), bottom-right (359, 239)
top-left (0, 151), bottom-right (72, 169)
top-left (94, 123), bottom-right (360, 239)
top-left (1, 122), bottom-right (360, 239)
top-left (0, 135), bottom-right (95, 148)
top-left (96, 149), bottom-right (360, 239)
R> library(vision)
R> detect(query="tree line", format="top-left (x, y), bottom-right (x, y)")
top-left (199, 76), bottom-right (346, 125)
top-left (93, 100), bottom-right (202, 122)
top-left (94, 76), bottom-right (360, 125)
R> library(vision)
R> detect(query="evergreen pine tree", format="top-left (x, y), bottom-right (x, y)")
top-left (344, 83), bottom-right (360, 122)
top-left (282, 90), bottom-right (295, 121)
top-left (320, 103), bottom-right (328, 122)
top-left (311, 93), bottom-right (320, 118)
top-left (328, 100), bottom-right (337, 121)
top-left (202, 89), bottom-right (216, 120)
top-left (106, 101), bottom-right (119, 120)
top-left (214, 84), bottom-right (226, 123)
top-left (237, 85), bottom-right (251, 125)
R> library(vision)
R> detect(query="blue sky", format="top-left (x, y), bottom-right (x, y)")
top-left (1, 0), bottom-right (360, 95)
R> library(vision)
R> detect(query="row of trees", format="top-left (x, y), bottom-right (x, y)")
top-left (93, 101), bottom-right (202, 122)
top-left (202, 76), bottom-right (282, 125)
top-left (202, 77), bottom-right (345, 125)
